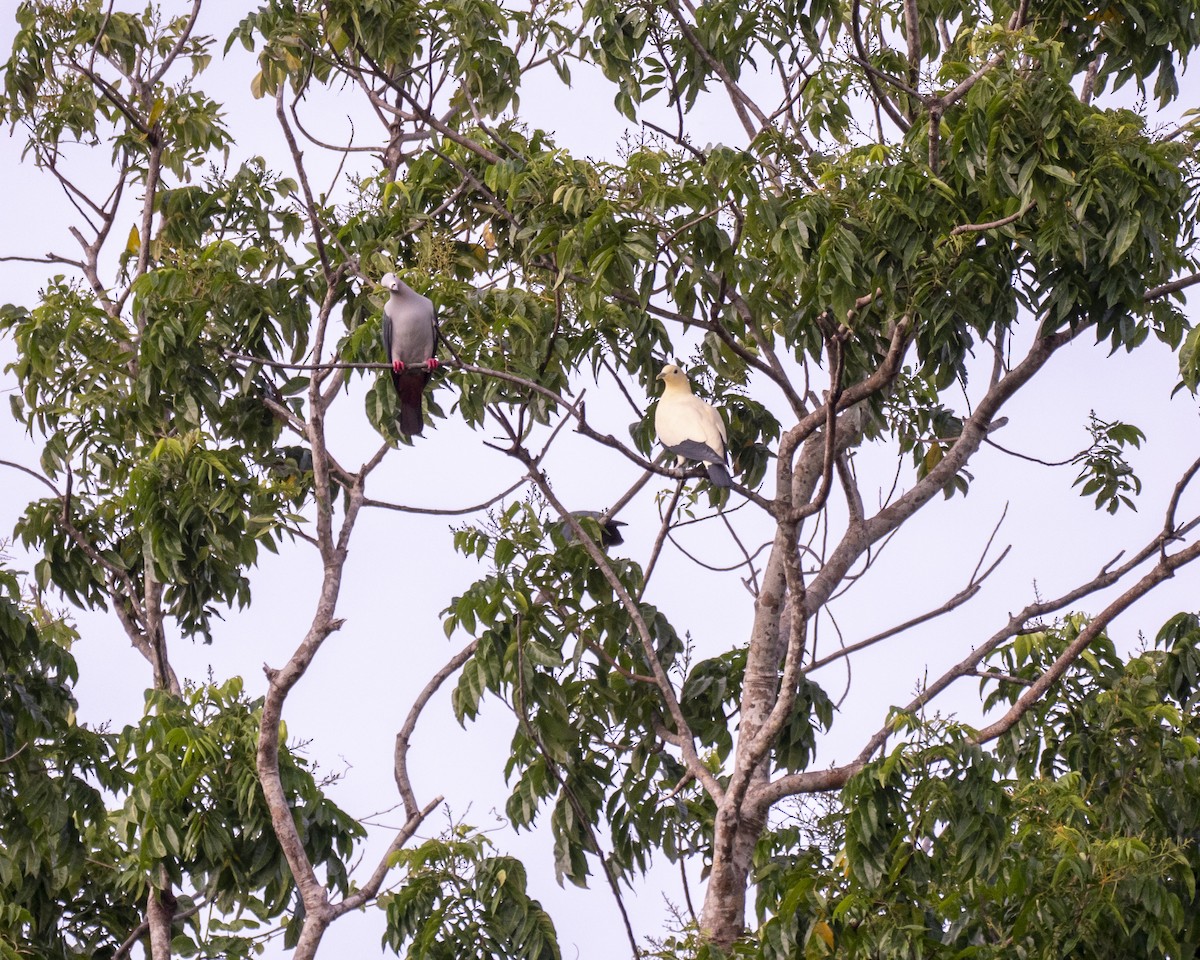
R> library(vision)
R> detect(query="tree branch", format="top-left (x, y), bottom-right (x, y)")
top-left (973, 535), bottom-right (1200, 744)
top-left (1145, 270), bottom-right (1200, 301)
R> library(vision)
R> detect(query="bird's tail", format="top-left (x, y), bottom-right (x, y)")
top-left (707, 462), bottom-right (733, 488)
top-left (394, 371), bottom-right (427, 437)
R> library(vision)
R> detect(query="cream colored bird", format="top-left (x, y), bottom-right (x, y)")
top-left (654, 363), bottom-right (732, 488)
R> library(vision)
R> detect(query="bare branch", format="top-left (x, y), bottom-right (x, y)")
top-left (662, 0), bottom-right (769, 141)
top-left (640, 480), bottom-right (685, 595)
top-left (0, 252), bottom-right (86, 270)
top-left (974, 535), bottom-right (1200, 744)
top-left (938, 53), bottom-right (1006, 109)
top-left (364, 476), bottom-right (529, 516)
top-left (806, 542), bottom-right (1010, 674)
top-left (851, 0), bottom-right (912, 132)
top-left (512, 446), bottom-right (726, 803)
top-left (395, 642), bottom-right (478, 818)
top-left (333, 796), bottom-right (443, 917)
top-left (0, 458), bottom-right (59, 494)
top-left (1145, 270), bottom-right (1200, 301)
top-left (275, 87), bottom-right (331, 279)
top-left (950, 203), bottom-right (1033, 236)
top-left (147, 0), bottom-right (203, 86)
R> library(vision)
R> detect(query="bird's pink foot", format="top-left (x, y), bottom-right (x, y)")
top-left (425, 358), bottom-right (441, 371)
top-left (392, 360), bottom-right (405, 373)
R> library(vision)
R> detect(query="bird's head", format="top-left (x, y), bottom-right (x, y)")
top-left (656, 363), bottom-right (688, 389)
top-left (379, 272), bottom-right (402, 293)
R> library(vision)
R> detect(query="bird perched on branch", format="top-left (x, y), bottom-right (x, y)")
top-left (380, 272), bottom-right (439, 436)
top-left (565, 510), bottom-right (627, 548)
top-left (654, 363), bottom-right (732, 488)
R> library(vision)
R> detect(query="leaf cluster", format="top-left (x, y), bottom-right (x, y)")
top-left (744, 612), bottom-right (1200, 959)
top-left (381, 826), bottom-right (560, 960)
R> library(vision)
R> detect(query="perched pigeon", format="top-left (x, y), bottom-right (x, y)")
top-left (380, 272), bottom-right (439, 436)
top-left (565, 510), bottom-right (627, 548)
top-left (654, 363), bottom-right (732, 488)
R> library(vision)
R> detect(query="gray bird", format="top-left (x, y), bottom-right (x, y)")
top-left (380, 272), bottom-right (439, 436)
top-left (565, 510), bottom-right (627, 548)
top-left (654, 363), bottom-right (732, 488)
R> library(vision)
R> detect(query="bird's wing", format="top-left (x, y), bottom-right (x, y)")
top-left (695, 397), bottom-right (728, 460)
top-left (381, 300), bottom-right (395, 360)
top-left (665, 437), bottom-right (725, 465)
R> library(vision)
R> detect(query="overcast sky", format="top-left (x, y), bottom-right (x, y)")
top-left (1, 6), bottom-right (1199, 958)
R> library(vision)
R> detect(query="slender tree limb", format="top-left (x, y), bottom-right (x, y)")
top-left (127, 137), bottom-right (164, 321)
top-left (393, 641), bottom-right (478, 818)
top-left (0, 459), bottom-right (59, 494)
top-left (938, 53), bottom-right (1006, 109)
top-left (0, 252), bottom-right (86, 269)
top-left (662, 0), bottom-right (768, 141)
top-left (275, 87), bottom-right (331, 279)
top-left (721, 511), bottom-right (763, 596)
top-left (759, 516), bottom-right (1200, 806)
top-left (851, 0), bottom-right (912, 132)
top-left (510, 442), bottom-right (726, 803)
top-left (806, 543), bottom-right (1010, 674)
top-left (364, 477), bottom-right (529, 516)
top-left (65, 59), bottom-right (149, 134)
top-left (950, 203), bottom-right (1033, 236)
top-left (776, 317), bottom-right (911, 499)
top-left (146, 0), bottom-right (203, 86)
top-left (974, 669), bottom-right (1032, 686)
top-left (354, 45), bottom-right (503, 165)
top-left (973, 536), bottom-right (1200, 744)
top-left (639, 480), bottom-right (685, 596)
top-left (334, 796), bottom-right (444, 916)
top-left (1145, 270), bottom-right (1200, 301)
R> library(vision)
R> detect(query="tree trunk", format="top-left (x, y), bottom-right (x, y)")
top-left (146, 882), bottom-right (175, 960)
top-left (700, 789), bottom-right (769, 945)
top-left (698, 420), bottom-right (864, 945)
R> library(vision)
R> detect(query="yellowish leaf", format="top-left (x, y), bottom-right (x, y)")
top-left (147, 97), bottom-right (165, 127)
top-left (814, 920), bottom-right (834, 949)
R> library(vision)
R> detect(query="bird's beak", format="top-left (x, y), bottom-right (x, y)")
top-left (656, 371), bottom-right (665, 381)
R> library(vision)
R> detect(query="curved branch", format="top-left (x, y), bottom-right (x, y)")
top-left (364, 476), bottom-right (529, 516)
top-left (392, 639), bottom-right (479, 816)
top-left (662, 0), bottom-right (768, 140)
top-left (950, 203), bottom-right (1033, 236)
top-left (1145, 270), bottom-right (1200, 301)
top-left (851, 0), bottom-right (911, 133)
top-left (639, 479), bottom-right (685, 595)
top-left (973, 535), bottom-right (1200, 744)
top-left (513, 447), bottom-right (726, 803)
top-left (223, 350), bottom-right (775, 511)
top-left (806, 543), bottom-right (1010, 673)
top-left (275, 87), bottom-right (331, 279)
